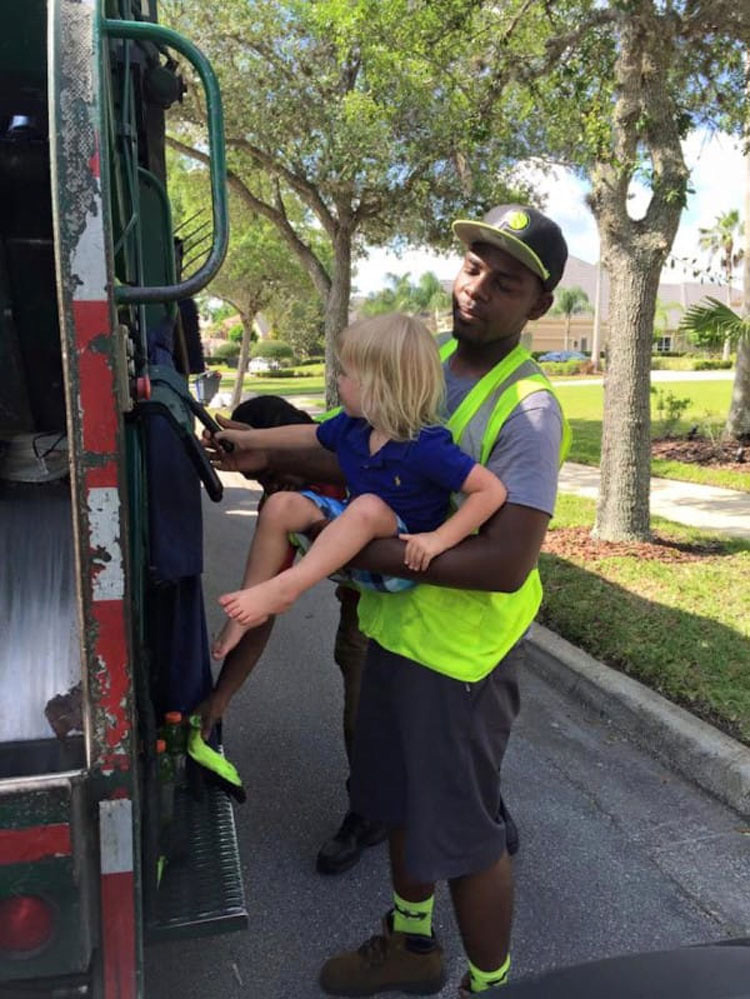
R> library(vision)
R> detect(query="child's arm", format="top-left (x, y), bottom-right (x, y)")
top-left (399, 464), bottom-right (507, 572)
top-left (215, 423), bottom-right (320, 453)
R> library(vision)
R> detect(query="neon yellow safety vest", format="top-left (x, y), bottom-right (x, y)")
top-left (356, 340), bottom-right (571, 681)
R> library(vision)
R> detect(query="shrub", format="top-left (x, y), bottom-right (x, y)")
top-left (213, 342), bottom-right (240, 361)
top-left (539, 359), bottom-right (590, 376)
top-left (227, 323), bottom-right (244, 343)
top-left (251, 340), bottom-right (294, 361)
top-left (212, 341), bottom-right (241, 366)
top-left (651, 387), bottom-right (691, 437)
top-left (693, 358), bottom-right (733, 371)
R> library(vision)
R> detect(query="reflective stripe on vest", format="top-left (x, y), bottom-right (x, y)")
top-left (356, 343), bottom-right (571, 681)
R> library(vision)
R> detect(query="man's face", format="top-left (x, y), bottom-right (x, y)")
top-left (452, 243), bottom-right (553, 347)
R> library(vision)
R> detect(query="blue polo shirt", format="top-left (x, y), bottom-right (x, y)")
top-left (316, 412), bottom-right (475, 534)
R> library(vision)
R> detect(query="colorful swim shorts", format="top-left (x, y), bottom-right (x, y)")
top-left (290, 490), bottom-right (416, 594)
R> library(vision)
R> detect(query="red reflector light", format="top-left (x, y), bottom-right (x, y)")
top-left (0, 895), bottom-right (55, 955)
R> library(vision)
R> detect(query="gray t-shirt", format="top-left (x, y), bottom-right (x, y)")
top-left (444, 362), bottom-right (563, 518)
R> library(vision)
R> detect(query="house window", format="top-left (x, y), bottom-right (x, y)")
top-left (656, 336), bottom-right (672, 353)
top-left (580, 337), bottom-right (587, 352)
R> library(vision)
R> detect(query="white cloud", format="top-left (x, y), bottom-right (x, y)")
top-left (355, 130), bottom-right (746, 295)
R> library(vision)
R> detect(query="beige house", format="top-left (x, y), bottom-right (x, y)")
top-left (349, 256), bottom-right (741, 355)
top-left (530, 256), bottom-right (741, 354)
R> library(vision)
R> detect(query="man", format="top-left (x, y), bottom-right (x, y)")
top-left (207, 204), bottom-right (569, 996)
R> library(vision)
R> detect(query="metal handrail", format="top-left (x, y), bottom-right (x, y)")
top-left (102, 18), bottom-right (228, 302)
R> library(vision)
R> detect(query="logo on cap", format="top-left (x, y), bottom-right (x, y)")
top-left (501, 210), bottom-right (530, 232)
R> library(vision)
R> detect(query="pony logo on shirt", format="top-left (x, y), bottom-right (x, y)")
top-left (394, 475), bottom-right (401, 487)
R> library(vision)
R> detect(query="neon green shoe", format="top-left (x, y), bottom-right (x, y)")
top-left (187, 715), bottom-right (246, 802)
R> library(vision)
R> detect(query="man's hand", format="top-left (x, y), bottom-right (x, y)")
top-left (195, 689), bottom-right (231, 741)
top-left (201, 413), bottom-right (269, 476)
top-left (398, 530), bottom-right (449, 572)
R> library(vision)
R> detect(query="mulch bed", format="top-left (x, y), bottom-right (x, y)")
top-left (543, 527), bottom-right (725, 564)
top-left (544, 434), bottom-right (742, 564)
top-left (651, 435), bottom-right (749, 472)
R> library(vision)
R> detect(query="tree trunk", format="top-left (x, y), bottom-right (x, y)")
top-left (324, 226), bottom-right (352, 408)
top-left (725, 75), bottom-right (750, 440)
top-left (231, 312), bottom-right (254, 412)
top-left (726, 338), bottom-right (750, 438)
top-left (594, 252), bottom-right (660, 541)
top-left (587, 9), bottom-right (688, 541)
top-left (564, 315), bottom-right (571, 351)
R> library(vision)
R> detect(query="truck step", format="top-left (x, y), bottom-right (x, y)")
top-left (146, 777), bottom-right (248, 942)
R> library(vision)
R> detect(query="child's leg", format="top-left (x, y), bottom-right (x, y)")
top-left (221, 494), bottom-right (398, 628)
top-left (213, 491), bottom-right (326, 659)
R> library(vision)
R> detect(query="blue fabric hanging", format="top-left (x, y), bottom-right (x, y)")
top-left (143, 317), bottom-right (211, 716)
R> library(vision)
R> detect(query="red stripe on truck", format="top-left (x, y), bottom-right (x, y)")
top-left (0, 823), bottom-right (72, 865)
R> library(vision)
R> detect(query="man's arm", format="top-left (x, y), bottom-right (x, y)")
top-left (347, 502), bottom-right (550, 592)
top-left (196, 618), bottom-right (275, 738)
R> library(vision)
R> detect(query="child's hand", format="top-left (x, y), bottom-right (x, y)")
top-left (201, 425), bottom-right (269, 475)
top-left (213, 427), bottom-right (254, 451)
top-left (398, 531), bottom-right (449, 572)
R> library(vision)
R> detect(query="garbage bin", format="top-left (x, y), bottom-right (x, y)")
top-left (194, 371), bottom-right (221, 405)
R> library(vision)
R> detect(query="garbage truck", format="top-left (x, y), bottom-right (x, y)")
top-left (0, 2), bottom-right (247, 995)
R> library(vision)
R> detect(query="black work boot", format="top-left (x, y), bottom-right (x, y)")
top-left (316, 810), bottom-right (388, 875)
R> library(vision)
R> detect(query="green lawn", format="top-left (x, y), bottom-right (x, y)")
top-left (540, 494), bottom-right (750, 744)
top-left (221, 375), bottom-right (325, 396)
top-left (216, 366), bottom-right (325, 397)
top-left (554, 380), bottom-right (749, 491)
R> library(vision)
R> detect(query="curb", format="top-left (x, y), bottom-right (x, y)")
top-left (526, 623), bottom-right (750, 818)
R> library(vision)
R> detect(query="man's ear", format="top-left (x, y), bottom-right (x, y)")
top-left (528, 291), bottom-right (554, 321)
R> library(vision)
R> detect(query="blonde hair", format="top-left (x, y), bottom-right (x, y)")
top-left (338, 313), bottom-right (445, 441)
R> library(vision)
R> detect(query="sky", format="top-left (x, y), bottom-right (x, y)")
top-left (352, 130), bottom-right (747, 298)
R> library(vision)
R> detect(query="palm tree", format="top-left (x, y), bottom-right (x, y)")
top-left (550, 286), bottom-right (593, 351)
top-left (679, 298), bottom-right (750, 438)
top-left (360, 271), bottom-right (450, 330)
top-left (411, 272), bottom-right (451, 331)
top-left (698, 210), bottom-right (744, 360)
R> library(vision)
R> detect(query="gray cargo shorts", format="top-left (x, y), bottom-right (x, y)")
top-left (349, 639), bottom-right (522, 883)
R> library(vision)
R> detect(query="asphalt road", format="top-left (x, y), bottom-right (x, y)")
top-left (144, 478), bottom-right (750, 998)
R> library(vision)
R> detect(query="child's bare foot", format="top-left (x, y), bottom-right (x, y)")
top-left (219, 575), bottom-right (299, 628)
top-left (211, 617), bottom-right (248, 660)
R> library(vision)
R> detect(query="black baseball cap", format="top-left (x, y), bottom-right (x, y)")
top-left (452, 205), bottom-right (568, 291)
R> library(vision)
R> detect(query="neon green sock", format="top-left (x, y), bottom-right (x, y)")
top-left (467, 954), bottom-right (511, 992)
top-left (392, 891), bottom-right (434, 937)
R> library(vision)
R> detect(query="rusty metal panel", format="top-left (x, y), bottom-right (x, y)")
top-left (48, 0), bottom-right (136, 784)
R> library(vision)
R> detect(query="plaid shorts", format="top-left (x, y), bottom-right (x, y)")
top-left (290, 490), bottom-right (415, 594)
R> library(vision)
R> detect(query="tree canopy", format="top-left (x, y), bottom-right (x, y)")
top-left (471, 0), bottom-right (750, 539)
top-left (359, 271), bottom-right (451, 329)
top-left (161, 0), bottom-right (532, 401)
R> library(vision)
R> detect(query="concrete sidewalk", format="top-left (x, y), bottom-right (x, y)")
top-left (559, 461), bottom-right (750, 539)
